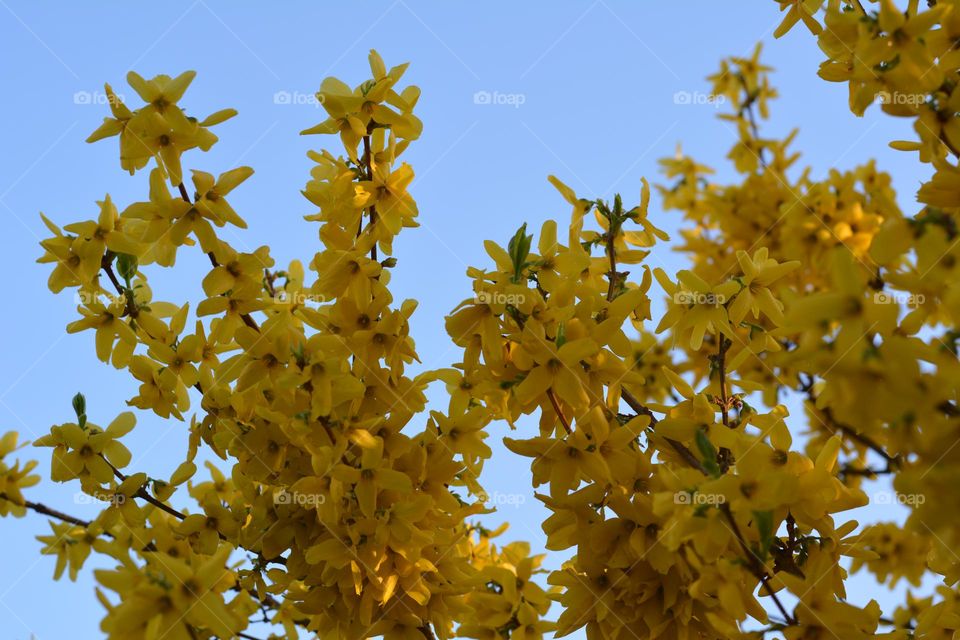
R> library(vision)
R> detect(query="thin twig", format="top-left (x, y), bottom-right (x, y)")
top-left (0, 492), bottom-right (92, 527)
top-left (175, 183), bottom-right (260, 332)
top-left (361, 134), bottom-right (379, 262)
top-left (546, 388), bottom-right (572, 435)
top-left (800, 379), bottom-right (898, 466)
top-left (720, 504), bottom-right (796, 625)
top-left (106, 458), bottom-right (188, 521)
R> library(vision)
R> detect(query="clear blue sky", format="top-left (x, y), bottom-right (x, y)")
top-left (0, 2), bottom-right (930, 638)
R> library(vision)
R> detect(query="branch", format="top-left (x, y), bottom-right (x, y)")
top-left (598, 193), bottom-right (793, 626)
top-left (546, 388), bottom-right (572, 435)
top-left (801, 381), bottom-right (899, 467)
top-left (620, 389), bottom-right (707, 474)
top-left (715, 337), bottom-right (734, 472)
top-left (175, 182), bottom-right (261, 332)
top-left (105, 458), bottom-right (188, 521)
top-left (737, 78), bottom-right (768, 168)
top-left (604, 223), bottom-right (705, 470)
top-left (720, 504), bottom-right (796, 625)
top-left (839, 463), bottom-right (896, 479)
top-left (0, 492), bottom-right (92, 528)
top-left (716, 337), bottom-right (731, 428)
top-left (361, 134), bottom-right (379, 262)
top-left (99, 253), bottom-right (140, 320)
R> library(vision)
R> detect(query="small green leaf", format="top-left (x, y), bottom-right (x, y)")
top-left (695, 428), bottom-right (721, 477)
top-left (555, 322), bottom-right (567, 348)
top-left (72, 392), bottom-right (87, 428)
top-left (507, 223), bottom-right (532, 284)
top-left (116, 254), bottom-right (138, 284)
top-left (753, 510), bottom-right (775, 563)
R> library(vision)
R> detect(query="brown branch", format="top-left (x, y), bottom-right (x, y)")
top-left (361, 134), bottom-right (379, 262)
top-left (716, 338), bottom-right (731, 428)
top-left (939, 127), bottom-right (960, 160)
top-left (176, 183), bottom-right (261, 332)
top-left (624, 379), bottom-right (793, 622)
top-left (604, 225), bottom-right (704, 470)
top-left (99, 255), bottom-right (204, 394)
top-left (621, 389), bottom-right (707, 474)
top-left (106, 458), bottom-right (188, 521)
top-left (715, 337), bottom-right (735, 472)
top-left (839, 464), bottom-right (895, 479)
top-left (100, 253), bottom-right (139, 320)
top-left (812, 398), bottom-right (898, 466)
top-left (798, 375), bottom-right (898, 465)
top-left (546, 388), bottom-right (572, 435)
top-left (605, 226), bottom-right (619, 303)
top-left (0, 492), bottom-right (92, 528)
top-left (733, 74), bottom-right (769, 170)
top-left (105, 458), bottom-right (286, 565)
top-left (720, 504), bottom-right (796, 625)
top-left (623, 384), bottom-right (795, 622)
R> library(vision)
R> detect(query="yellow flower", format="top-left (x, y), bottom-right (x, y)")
top-left (0, 432), bottom-right (40, 518)
top-left (511, 322), bottom-right (597, 410)
top-left (654, 268), bottom-right (740, 350)
top-left (34, 413), bottom-right (135, 487)
top-left (331, 437), bottom-right (413, 517)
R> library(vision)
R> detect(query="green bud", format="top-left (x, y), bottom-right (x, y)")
top-left (116, 254), bottom-right (138, 284)
top-left (753, 510), bottom-right (775, 562)
top-left (695, 428), bottom-right (721, 477)
top-left (72, 392), bottom-right (87, 428)
top-left (507, 223), bottom-right (532, 284)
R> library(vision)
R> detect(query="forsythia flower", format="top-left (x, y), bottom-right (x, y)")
top-left (10, 20), bottom-right (960, 640)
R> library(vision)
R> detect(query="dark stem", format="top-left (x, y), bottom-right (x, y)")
top-left (546, 388), bottom-right (572, 435)
top-left (720, 504), bottom-right (796, 625)
top-left (361, 134), bottom-right (379, 261)
top-left (174, 183), bottom-right (260, 332)
top-left (0, 492), bottom-right (92, 527)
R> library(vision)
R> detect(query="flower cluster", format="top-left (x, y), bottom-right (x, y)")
top-left (8, 8), bottom-right (960, 638)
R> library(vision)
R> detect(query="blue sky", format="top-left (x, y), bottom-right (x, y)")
top-left (0, 1), bottom-right (933, 638)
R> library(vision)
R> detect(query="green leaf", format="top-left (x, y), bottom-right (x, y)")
top-left (695, 428), bottom-right (721, 477)
top-left (753, 510), bottom-right (775, 563)
top-left (116, 254), bottom-right (138, 284)
top-left (555, 322), bottom-right (567, 348)
top-left (72, 392), bottom-right (87, 428)
top-left (507, 223), bottom-right (532, 284)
